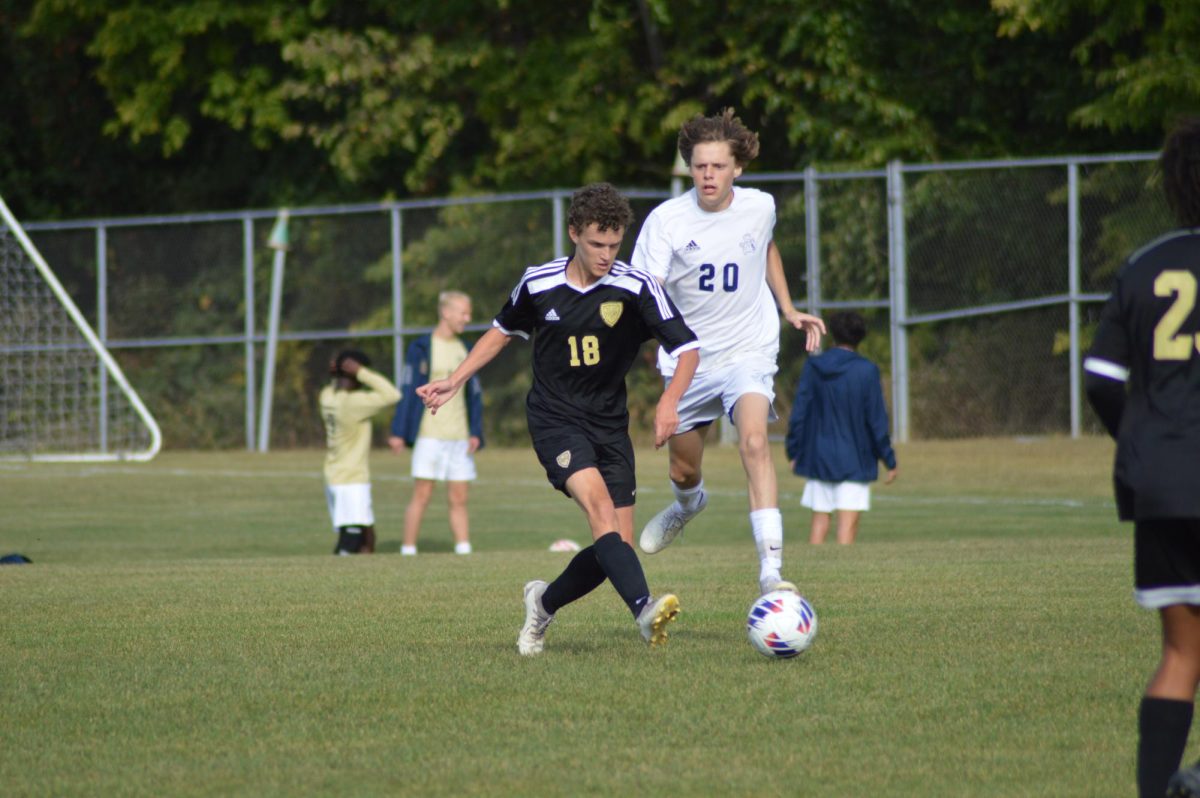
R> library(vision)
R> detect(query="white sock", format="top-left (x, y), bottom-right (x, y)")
top-left (672, 480), bottom-right (707, 514)
top-left (454, 541), bottom-right (472, 555)
top-left (401, 545), bottom-right (417, 556)
top-left (751, 508), bottom-right (783, 581)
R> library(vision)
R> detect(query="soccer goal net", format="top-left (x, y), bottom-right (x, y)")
top-left (0, 195), bottom-right (161, 461)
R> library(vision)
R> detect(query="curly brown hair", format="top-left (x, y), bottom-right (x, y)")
top-left (1162, 117), bottom-right (1200, 228)
top-left (567, 182), bottom-right (634, 233)
top-left (677, 108), bottom-right (761, 167)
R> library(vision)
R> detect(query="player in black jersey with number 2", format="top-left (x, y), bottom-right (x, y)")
top-left (1085, 117), bottom-right (1200, 798)
top-left (417, 183), bottom-right (700, 655)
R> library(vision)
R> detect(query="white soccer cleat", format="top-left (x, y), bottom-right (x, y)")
top-left (517, 580), bottom-right (554, 656)
top-left (637, 593), bottom-right (681, 647)
top-left (765, 579), bottom-right (800, 596)
top-left (639, 491), bottom-right (708, 554)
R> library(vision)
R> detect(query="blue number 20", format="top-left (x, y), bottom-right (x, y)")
top-left (698, 262), bottom-right (739, 293)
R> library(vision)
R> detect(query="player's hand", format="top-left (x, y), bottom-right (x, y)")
top-left (653, 399), bottom-right (680, 449)
top-left (416, 379), bottom-right (458, 415)
top-left (387, 436), bottom-right (406, 454)
top-left (884, 467), bottom-right (898, 485)
top-left (339, 357), bottom-right (362, 377)
top-left (784, 309), bottom-right (825, 352)
top-left (468, 436), bottom-right (481, 454)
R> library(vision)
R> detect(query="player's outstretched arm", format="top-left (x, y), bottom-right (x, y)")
top-left (653, 349), bottom-right (699, 448)
top-left (417, 327), bottom-right (511, 414)
top-left (765, 241), bottom-right (826, 352)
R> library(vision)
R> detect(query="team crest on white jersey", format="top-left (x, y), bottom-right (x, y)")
top-left (556, 450), bottom-right (571, 468)
top-left (684, 240), bottom-right (701, 252)
top-left (740, 234), bottom-right (757, 255)
top-left (545, 309), bottom-right (560, 321)
top-left (599, 301), bottom-right (623, 327)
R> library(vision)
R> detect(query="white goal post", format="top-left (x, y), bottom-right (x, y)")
top-left (0, 195), bottom-right (161, 462)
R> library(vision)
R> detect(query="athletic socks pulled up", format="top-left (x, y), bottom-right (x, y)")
top-left (751, 508), bottom-right (783, 584)
top-left (1138, 696), bottom-right (1193, 798)
top-left (593, 531), bottom-right (651, 618)
top-left (672, 480), bottom-right (707, 514)
top-left (541, 545), bottom-right (607, 615)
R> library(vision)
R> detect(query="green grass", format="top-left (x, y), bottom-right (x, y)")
top-left (0, 437), bottom-right (1157, 796)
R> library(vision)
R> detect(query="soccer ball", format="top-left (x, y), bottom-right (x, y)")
top-left (747, 590), bottom-right (818, 658)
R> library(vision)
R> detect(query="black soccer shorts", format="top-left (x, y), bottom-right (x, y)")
top-left (527, 416), bottom-right (636, 508)
top-left (1134, 518), bottom-right (1200, 609)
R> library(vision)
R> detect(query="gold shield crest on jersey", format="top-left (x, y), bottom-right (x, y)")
top-left (556, 450), bottom-right (571, 468)
top-left (600, 301), bottom-right (623, 328)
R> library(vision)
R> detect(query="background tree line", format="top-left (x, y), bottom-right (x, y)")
top-left (2, 0), bottom-right (1195, 449)
top-left (3, 0), bottom-right (1195, 219)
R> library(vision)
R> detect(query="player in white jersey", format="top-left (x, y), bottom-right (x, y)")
top-left (632, 108), bottom-right (824, 595)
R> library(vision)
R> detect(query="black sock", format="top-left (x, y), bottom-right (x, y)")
top-left (336, 526), bottom-right (363, 554)
top-left (1138, 696), bottom-right (1193, 797)
top-left (542, 546), bottom-right (607, 615)
top-left (593, 532), bottom-right (650, 619)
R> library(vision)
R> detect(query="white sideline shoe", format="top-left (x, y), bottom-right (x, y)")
top-left (637, 594), bottom-right (680, 647)
top-left (639, 491), bottom-right (708, 554)
top-left (517, 580), bottom-right (554, 656)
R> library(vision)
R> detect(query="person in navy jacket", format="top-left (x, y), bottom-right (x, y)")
top-left (388, 291), bottom-right (485, 555)
top-left (785, 311), bottom-right (897, 545)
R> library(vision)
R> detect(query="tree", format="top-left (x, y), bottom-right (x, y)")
top-left (993, 0), bottom-right (1200, 136)
top-left (12, 0), bottom-right (1172, 219)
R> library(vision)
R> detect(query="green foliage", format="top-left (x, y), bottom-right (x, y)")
top-left (993, 0), bottom-right (1200, 133)
top-left (8, 0), bottom-right (1181, 219)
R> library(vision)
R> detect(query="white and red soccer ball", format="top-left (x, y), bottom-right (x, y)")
top-left (747, 590), bottom-right (818, 658)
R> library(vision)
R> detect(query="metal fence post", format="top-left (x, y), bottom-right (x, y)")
top-left (391, 206), bottom-right (404, 383)
top-left (96, 224), bottom-right (108, 453)
top-left (887, 160), bottom-right (910, 443)
top-left (242, 216), bottom-right (256, 450)
top-left (804, 166), bottom-right (821, 318)
top-left (553, 193), bottom-right (566, 259)
top-left (1068, 162), bottom-right (1082, 438)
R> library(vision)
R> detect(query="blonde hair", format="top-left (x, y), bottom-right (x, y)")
top-left (438, 290), bottom-right (471, 313)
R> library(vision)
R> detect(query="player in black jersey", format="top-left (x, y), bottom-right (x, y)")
top-left (1084, 117), bottom-right (1200, 798)
top-left (417, 183), bottom-right (700, 655)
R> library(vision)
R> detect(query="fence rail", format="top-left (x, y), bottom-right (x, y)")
top-left (16, 152), bottom-right (1169, 450)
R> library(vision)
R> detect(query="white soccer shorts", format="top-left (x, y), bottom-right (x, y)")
top-left (411, 437), bottom-right (477, 482)
top-left (801, 479), bottom-right (871, 512)
top-left (670, 353), bottom-right (778, 434)
top-left (325, 483), bottom-right (375, 529)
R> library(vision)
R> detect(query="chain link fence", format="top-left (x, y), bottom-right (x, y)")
top-left (16, 154), bottom-right (1171, 450)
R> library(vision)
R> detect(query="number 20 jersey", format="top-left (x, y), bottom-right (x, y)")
top-left (493, 257), bottom-right (699, 434)
top-left (1085, 229), bottom-right (1200, 519)
top-left (632, 186), bottom-right (780, 376)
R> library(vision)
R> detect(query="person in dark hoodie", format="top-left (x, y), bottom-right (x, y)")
top-left (785, 311), bottom-right (897, 545)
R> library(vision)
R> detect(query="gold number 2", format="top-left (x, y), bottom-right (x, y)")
top-left (1153, 270), bottom-right (1200, 361)
top-left (567, 335), bottom-right (601, 366)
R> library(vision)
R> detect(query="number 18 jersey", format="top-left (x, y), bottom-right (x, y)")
top-left (632, 186), bottom-right (780, 376)
top-left (493, 257), bottom-right (698, 434)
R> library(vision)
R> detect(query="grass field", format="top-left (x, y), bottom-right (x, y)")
top-left (0, 437), bottom-right (1160, 796)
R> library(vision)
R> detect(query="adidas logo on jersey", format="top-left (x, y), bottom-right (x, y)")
top-left (684, 240), bottom-right (701, 252)
top-left (545, 309), bottom-right (560, 321)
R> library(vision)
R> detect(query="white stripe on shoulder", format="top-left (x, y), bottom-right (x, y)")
top-left (609, 262), bottom-right (674, 318)
top-left (492, 319), bottom-right (530, 340)
top-left (1083, 357), bottom-right (1129, 382)
top-left (509, 258), bottom-right (567, 302)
